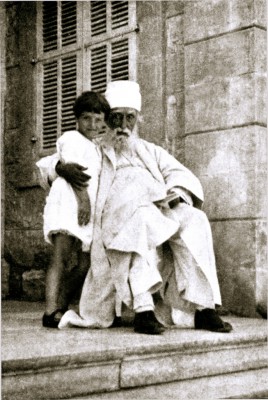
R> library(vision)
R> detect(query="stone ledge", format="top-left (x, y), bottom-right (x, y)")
top-left (3, 329), bottom-right (267, 374)
top-left (3, 361), bottom-right (121, 400)
top-left (2, 302), bottom-right (267, 400)
top-left (3, 337), bottom-right (267, 400)
top-left (121, 341), bottom-right (267, 388)
top-left (66, 368), bottom-right (268, 400)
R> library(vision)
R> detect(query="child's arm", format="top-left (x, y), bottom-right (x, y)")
top-left (73, 186), bottom-right (91, 226)
top-left (57, 131), bottom-right (91, 225)
top-left (56, 162), bottom-right (90, 190)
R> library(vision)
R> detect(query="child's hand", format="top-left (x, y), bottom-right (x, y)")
top-left (77, 193), bottom-right (91, 226)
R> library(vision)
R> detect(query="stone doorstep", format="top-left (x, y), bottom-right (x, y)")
top-left (2, 342), bottom-right (268, 400)
top-left (2, 330), bottom-right (268, 400)
top-left (67, 368), bottom-right (268, 400)
top-left (2, 302), bottom-right (268, 400)
top-left (3, 333), bottom-right (267, 374)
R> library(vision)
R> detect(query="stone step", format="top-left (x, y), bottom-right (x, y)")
top-left (2, 302), bottom-right (268, 400)
top-left (67, 368), bottom-right (268, 399)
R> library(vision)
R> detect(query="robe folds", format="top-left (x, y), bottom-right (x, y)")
top-left (58, 138), bottom-right (222, 329)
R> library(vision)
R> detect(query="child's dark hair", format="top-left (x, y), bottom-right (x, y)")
top-left (73, 91), bottom-right (110, 121)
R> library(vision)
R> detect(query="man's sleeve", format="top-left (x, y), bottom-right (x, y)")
top-left (152, 143), bottom-right (204, 208)
top-left (36, 153), bottom-right (59, 190)
top-left (168, 186), bottom-right (193, 206)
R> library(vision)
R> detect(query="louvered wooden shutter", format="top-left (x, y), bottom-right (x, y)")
top-left (41, 1), bottom-right (78, 150)
top-left (61, 56), bottom-right (77, 132)
top-left (90, 39), bottom-right (129, 92)
top-left (43, 1), bottom-right (58, 52)
top-left (61, 1), bottom-right (77, 47)
top-left (91, 46), bottom-right (107, 92)
top-left (90, 2), bottom-right (130, 92)
top-left (91, 1), bottom-right (107, 36)
top-left (111, 1), bottom-right (128, 29)
top-left (39, 1), bottom-right (135, 151)
top-left (42, 61), bottom-right (58, 149)
top-left (111, 39), bottom-right (128, 80)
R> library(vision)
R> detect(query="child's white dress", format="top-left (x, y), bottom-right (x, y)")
top-left (42, 130), bottom-right (102, 252)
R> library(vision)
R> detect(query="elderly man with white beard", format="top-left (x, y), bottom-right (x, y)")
top-left (39, 80), bottom-right (232, 335)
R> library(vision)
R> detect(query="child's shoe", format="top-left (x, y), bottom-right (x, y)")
top-left (42, 309), bottom-right (66, 328)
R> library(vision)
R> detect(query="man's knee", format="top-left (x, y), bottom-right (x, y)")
top-left (173, 203), bottom-right (205, 221)
top-left (169, 205), bottom-right (211, 239)
top-left (189, 207), bottom-right (209, 224)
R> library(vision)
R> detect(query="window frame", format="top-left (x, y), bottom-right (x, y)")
top-left (36, 1), bottom-right (137, 156)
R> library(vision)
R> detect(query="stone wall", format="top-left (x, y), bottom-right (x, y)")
top-left (137, 1), bottom-right (185, 161)
top-left (1, 2), bottom-right (8, 298)
top-left (4, 2), bottom-right (50, 300)
top-left (183, 0), bottom-right (267, 316)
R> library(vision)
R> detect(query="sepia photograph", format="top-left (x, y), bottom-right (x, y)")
top-left (1, 1), bottom-right (267, 399)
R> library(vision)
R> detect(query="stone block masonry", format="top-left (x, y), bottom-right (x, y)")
top-left (184, 0), bottom-right (267, 317)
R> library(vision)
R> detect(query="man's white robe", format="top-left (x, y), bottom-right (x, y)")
top-left (57, 138), bottom-right (222, 329)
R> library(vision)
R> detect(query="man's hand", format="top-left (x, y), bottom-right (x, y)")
top-left (169, 197), bottom-right (185, 209)
top-left (56, 161), bottom-right (90, 190)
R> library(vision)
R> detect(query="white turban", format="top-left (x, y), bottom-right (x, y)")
top-left (105, 80), bottom-right (141, 112)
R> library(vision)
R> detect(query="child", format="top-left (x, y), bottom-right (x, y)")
top-left (37, 91), bottom-right (110, 328)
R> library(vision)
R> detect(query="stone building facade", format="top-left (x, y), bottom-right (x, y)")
top-left (1, 0), bottom-right (267, 317)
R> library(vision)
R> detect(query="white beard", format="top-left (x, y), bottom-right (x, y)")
top-left (113, 130), bottom-right (137, 154)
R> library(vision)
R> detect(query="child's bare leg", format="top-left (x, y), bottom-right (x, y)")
top-left (77, 250), bottom-right (91, 280)
top-left (59, 250), bottom-right (90, 309)
top-left (45, 233), bottom-right (75, 315)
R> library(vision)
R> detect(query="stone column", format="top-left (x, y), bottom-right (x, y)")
top-left (164, 1), bottom-right (185, 162)
top-left (1, 2), bottom-right (10, 299)
top-left (184, 0), bottom-right (266, 316)
top-left (137, 1), bottom-right (165, 144)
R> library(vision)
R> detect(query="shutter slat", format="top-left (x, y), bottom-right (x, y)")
top-left (91, 1), bottom-right (107, 11)
top-left (111, 39), bottom-right (129, 81)
top-left (61, 1), bottom-right (77, 47)
top-left (42, 1), bottom-right (58, 52)
top-left (111, 1), bottom-right (128, 30)
top-left (61, 55), bottom-right (77, 133)
top-left (91, 1), bottom-right (106, 36)
top-left (43, 61), bottom-right (58, 148)
top-left (41, 3), bottom-right (78, 149)
top-left (91, 45), bottom-right (107, 92)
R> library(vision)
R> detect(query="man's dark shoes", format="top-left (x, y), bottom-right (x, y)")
top-left (42, 309), bottom-right (65, 328)
top-left (195, 308), bottom-right (233, 333)
top-left (134, 311), bottom-right (165, 335)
